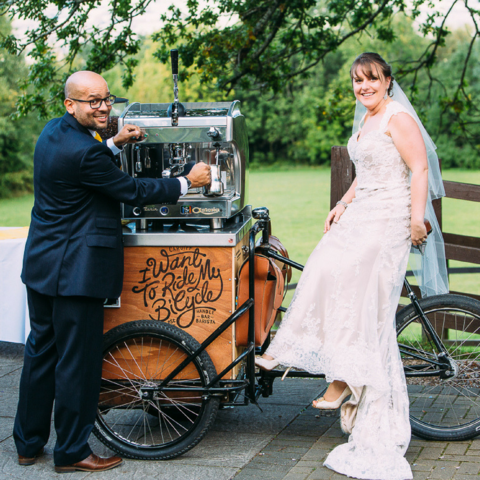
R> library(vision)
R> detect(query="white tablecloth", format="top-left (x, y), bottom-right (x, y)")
top-left (0, 227), bottom-right (30, 344)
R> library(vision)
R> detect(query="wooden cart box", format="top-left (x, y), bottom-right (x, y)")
top-left (104, 233), bottom-right (249, 379)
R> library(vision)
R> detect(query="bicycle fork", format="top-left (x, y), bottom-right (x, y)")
top-left (404, 280), bottom-right (457, 379)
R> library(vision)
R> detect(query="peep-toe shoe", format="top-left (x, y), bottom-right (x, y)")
top-left (312, 386), bottom-right (352, 410)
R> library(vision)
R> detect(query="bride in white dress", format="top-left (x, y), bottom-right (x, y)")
top-left (255, 52), bottom-right (448, 480)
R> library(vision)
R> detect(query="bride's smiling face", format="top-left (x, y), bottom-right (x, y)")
top-left (352, 64), bottom-right (391, 110)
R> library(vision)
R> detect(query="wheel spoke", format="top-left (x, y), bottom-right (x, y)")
top-left (397, 299), bottom-right (480, 437)
top-left (95, 326), bottom-right (219, 457)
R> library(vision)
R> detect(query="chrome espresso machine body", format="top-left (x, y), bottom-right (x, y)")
top-left (118, 100), bottom-right (248, 230)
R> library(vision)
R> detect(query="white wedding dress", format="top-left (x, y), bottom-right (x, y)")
top-left (266, 101), bottom-right (414, 480)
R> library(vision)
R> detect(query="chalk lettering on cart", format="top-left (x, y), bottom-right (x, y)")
top-left (132, 248), bottom-right (223, 328)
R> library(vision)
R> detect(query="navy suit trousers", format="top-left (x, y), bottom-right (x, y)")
top-left (13, 288), bottom-right (104, 466)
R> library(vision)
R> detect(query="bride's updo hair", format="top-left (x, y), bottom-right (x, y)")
top-left (350, 52), bottom-right (395, 97)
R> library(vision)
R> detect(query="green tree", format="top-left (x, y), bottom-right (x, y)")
top-left (421, 31), bottom-right (480, 169)
top-left (101, 37), bottom-right (227, 104)
top-left (239, 14), bottom-right (433, 165)
top-left (94, 13), bottom-right (480, 169)
top-left (238, 14), bottom-right (480, 168)
top-left (1, 0), bottom-right (477, 122)
top-left (2, 2), bottom-right (479, 173)
top-left (0, 16), bottom-right (43, 198)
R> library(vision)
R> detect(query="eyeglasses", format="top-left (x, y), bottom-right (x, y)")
top-left (68, 95), bottom-right (116, 109)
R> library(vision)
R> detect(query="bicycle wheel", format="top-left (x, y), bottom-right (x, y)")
top-left (93, 320), bottom-right (220, 459)
top-left (396, 294), bottom-right (480, 440)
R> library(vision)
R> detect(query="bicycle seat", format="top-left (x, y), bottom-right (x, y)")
top-left (252, 207), bottom-right (270, 220)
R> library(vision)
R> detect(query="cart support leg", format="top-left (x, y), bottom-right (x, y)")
top-left (247, 226), bottom-right (259, 402)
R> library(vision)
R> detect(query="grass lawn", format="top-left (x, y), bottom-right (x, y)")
top-left (249, 167), bottom-right (330, 290)
top-left (0, 194), bottom-right (34, 227)
top-left (1, 167), bottom-right (479, 298)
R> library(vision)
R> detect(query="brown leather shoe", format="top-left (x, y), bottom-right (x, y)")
top-left (18, 447), bottom-right (45, 466)
top-left (54, 453), bottom-right (123, 473)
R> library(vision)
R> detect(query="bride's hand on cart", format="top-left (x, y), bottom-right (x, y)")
top-left (411, 219), bottom-right (428, 246)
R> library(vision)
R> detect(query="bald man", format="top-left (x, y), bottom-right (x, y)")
top-left (14, 71), bottom-right (211, 473)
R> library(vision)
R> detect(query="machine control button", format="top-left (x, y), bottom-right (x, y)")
top-left (160, 206), bottom-right (169, 216)
top-left (132, 207), bottom-right (142, 216)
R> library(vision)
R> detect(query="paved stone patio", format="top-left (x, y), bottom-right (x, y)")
top-left (1, 341), bottom-right (479, 480)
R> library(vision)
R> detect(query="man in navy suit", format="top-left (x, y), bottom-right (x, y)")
top-left (14, 71), bottom-right (211, 473)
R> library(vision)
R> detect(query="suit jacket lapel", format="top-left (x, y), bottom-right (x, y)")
top-left (61, 112), bottom-right (117, 164)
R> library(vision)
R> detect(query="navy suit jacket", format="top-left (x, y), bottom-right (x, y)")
top-left (22, 112), bottom-right (181, 299)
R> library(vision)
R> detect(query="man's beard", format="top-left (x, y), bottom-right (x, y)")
top-left (75, 111), bottom-right (109, 130)
top-left (87, 116), bottom-right (107, 130)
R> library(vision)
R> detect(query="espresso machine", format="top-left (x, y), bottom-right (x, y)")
top-left (118, 51), bottom-right (249, 234)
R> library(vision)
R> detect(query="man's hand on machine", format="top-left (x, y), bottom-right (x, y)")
top-left (186, 162), bottom-right (211, 188)
top-left (113, 124), bottom-right (146, 147)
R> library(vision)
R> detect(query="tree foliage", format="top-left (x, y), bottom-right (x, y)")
top-left (1, 0), bottom-right (480, 177)
top-left (101, 14), bottom-right (480, 169)
top-left (0, 15), bottom-right (43, 198)
top-left (1, 0), bottom-right (479, 119)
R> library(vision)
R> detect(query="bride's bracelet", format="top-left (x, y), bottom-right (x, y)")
top-left (336, 200), bottom-right (348, 209)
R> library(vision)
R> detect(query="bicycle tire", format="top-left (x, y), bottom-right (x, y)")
top-left (396, 294), bottom-right (480, 441)
top-left (93, 320), bottom-right (220, 459)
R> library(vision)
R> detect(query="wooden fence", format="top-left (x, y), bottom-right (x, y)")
top-left (330, 146), bottom-right (480, 301)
